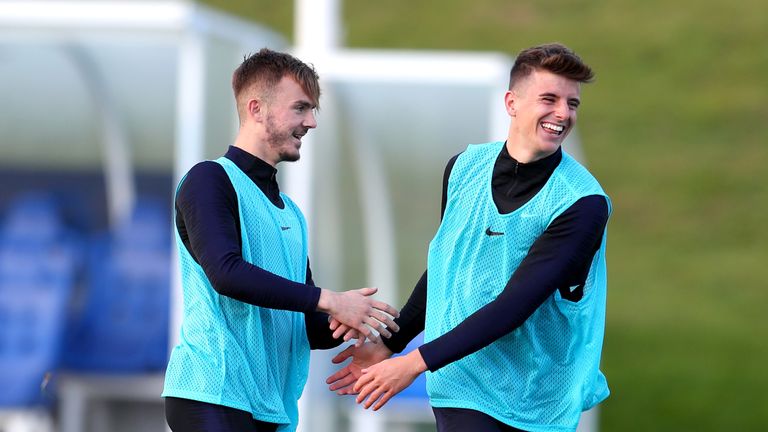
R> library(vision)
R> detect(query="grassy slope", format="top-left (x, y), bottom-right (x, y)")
top-left (201, 1), bottom-right (768, 430)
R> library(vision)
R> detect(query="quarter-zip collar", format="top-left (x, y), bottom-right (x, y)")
top-left (225, 145), bottom-right (284, 208)
top-left (491, 144), bottom-right (562, 213)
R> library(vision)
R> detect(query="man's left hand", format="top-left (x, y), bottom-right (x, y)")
top-left (353, 349), bottom-right (428, 411)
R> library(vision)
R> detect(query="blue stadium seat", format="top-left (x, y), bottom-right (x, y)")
top-left (62, 199), bottom-right (171, 372)
top-left (0, 193), bottom-right (79, 407)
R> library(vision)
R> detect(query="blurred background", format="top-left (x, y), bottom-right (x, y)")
top-left (1, 0), bottom-right (766, 431)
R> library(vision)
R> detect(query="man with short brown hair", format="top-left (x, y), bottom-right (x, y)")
top-left (163, 48), bottom-right (399, 432)
top-left (329, 43), bottom-right (611, 432)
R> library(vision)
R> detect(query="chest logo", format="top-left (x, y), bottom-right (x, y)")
top-left (281, 226), bottom-right (291, 231)
top-left (485, 227), bottom-right (504, 236)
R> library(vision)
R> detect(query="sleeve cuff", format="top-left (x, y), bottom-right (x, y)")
top-left (307, 285), bottom-right (322, 312)
top-left (417, 344), bottom-right (441, 372)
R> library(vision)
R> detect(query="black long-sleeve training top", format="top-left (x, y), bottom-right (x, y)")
top-left (175, 145), bottom-right (339, 349)
top-left (382, 145), bottom-right (609, 372)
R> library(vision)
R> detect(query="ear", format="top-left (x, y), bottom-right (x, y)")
top-left (247, 98), bottom-right (264, 122)
top-left (504, 91), bottom-right (516, 117)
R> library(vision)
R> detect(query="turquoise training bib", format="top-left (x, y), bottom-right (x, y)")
top-left (163, 157), bottom-right (310, 431)
top-left (425, 142), bottom-right (611, 432)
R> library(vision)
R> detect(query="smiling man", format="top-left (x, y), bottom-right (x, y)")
top-left (327, 43), bottom-right (611, 432)
top-left (162, 48), bottom-right (399, 432)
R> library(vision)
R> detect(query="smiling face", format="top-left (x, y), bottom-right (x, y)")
top-left (505, 69), bottom-right (582, 163)
top-left (259, 76), bottom-right (317, 165)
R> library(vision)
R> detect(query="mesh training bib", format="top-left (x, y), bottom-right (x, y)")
top-left (425, 142), bottom-right (611, 432)
top-left (163, 157), bottom-right (310, 431)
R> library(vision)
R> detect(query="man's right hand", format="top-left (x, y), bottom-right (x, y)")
top-left (317, 287), bottom-right (399, 343)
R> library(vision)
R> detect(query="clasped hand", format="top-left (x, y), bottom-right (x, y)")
top-left (326, 342), bottom-right (427, 411)
top-left (318, 287), bottom-right (399, 345)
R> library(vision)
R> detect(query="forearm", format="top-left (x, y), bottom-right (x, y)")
top-left (382, 270), bottom-right (427, 353)
top-left (178, 161), bottom-right (320, 312)
top-left (418, 266), bottom-right (555, 371)
top-left (203, 254), bottom-right (320, 312)
top-left (303, 260), bottom-right (345, 349)
top-left (419, 195), bottom-right (609, 371)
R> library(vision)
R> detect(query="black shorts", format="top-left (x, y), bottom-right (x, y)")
top-left (165, 397), bottom-right (278, 432)
top-left (432, 407), bottom-right (527, 432)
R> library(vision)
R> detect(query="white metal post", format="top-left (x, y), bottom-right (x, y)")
top-left (170, 29), bottom-right (207, 347)
top-left (295, 0), bottom-right (340, 52)
top-left (291, 1), bottom-right (340, 431)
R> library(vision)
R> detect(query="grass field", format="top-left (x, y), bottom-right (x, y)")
top-left (202, 1), bottom-right (768, 430)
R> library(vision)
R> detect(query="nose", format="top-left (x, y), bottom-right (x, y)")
top-left (554, 100), bottom-right (569, 120)
top-left (304, 111), bottom-right (317, 129)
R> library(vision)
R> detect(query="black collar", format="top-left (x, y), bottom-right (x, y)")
top-left (492, 144), bottom-right (562, 206)
top-left (224, 145), bottom-right (283, 208)
top-left (225, 146), bottom-right (278, 183)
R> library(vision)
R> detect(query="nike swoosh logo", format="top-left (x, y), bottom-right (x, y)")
top-left (485, 227), bottom-right (504, 236)
top-left (281, 226), bottom-right (291, 231)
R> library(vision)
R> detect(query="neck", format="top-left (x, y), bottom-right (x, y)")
top-left (233, 130), bottom-right (276, 167)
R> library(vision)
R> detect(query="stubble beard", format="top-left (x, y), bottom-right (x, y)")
top-left (265, 115), bottom-right (300, 163)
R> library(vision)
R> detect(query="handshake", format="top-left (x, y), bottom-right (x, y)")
top-left (317, 287), bottom-right (428, 411)
top-left (316, 286), bottom-right (400, 346)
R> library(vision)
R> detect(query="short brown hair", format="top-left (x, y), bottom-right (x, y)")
top-left (232, 48), bottom-right (320, 120)
top-left (509, 43), bottom-right (594, 90)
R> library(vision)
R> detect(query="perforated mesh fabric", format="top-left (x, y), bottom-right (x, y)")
top-left (163, 158), bottom-right (309, 430)
top-left (425, 142), bottom-right (610, 432)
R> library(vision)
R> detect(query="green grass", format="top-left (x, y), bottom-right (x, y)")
top-left (201, 1), bottom-right (768, 430)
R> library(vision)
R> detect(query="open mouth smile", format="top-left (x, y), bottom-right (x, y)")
top-left (541, 121), bottom-right (565, 136)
